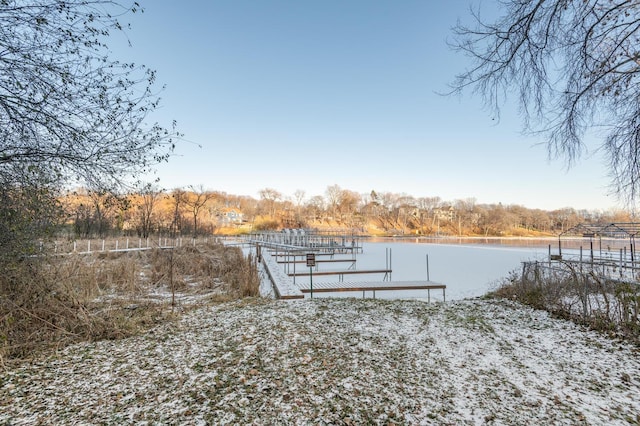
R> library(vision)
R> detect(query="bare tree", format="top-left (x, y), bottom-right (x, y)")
top-left (184, 185), bottom-right (216, 237)
top-left (336, 189), bottom-right (361, 222)
top-left (305, 195), bottom-right (326, 222)
top-left (374, 192), bottom-right (400, 232)
top-left (86, 189), bottom-right (127, 237)
top-left (0, 1), bottom-right (177, 261)
top-left (135, 183), bottom-right (163, 238)
top-left (324, 184), bottom-right (342, 218)
top-left (258, 188), bottom-right (282, 217)
top-left (395, 194), bottom-right (417, 234)
top-left (451, 0), bottom-right (640, 203)
top-left (169, 189), bottom-right (186, 238)
top-left (0, 1), bottom-right (177, 191)
top-left (293, 189), bottom-right (306, 207)
top-left (290, 189), bottom-right (306, 226)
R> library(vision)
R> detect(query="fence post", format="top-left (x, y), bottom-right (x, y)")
top-left (620, 248), bottom-right (624, 278)
top-left (582, 273), bottom-right (588, 319)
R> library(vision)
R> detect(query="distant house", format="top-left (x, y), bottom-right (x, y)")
top-left (433, 206), bottom-right (456, 222)
top-left (220, 207), bottom-right (243, 225)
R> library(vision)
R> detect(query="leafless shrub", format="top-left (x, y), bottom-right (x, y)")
top-left (492, 261), bottom-right (640, 342)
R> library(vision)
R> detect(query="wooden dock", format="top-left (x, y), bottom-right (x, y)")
top-left (252, 234), bottom-right (445, 301)
top-left (299, 280), bottom-right (446, 301)
top-left (277, 258), bottom-right (356, 265)
top-left (287, 269), bottom-right (392, 282)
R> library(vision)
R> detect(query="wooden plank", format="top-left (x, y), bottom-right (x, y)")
top-left (287, 269), bottom-right (391, 277)
top-left (271, 252), bottom-right (343, 257)
top-left (277, 259), bottom-right (356, 264)
top-left (279, 294), bottom-right (306, 300)
top-left (298, 281), bottom-right (446, 293)
top-left (298, 280), bottom-right (446, 301)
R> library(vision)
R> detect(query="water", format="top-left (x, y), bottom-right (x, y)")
top-left (292, 239), bottom-right (554, 301)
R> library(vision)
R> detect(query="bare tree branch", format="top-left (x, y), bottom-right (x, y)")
top-left (451, 0), bottom-right (640, 204)
top-left (0, 1), bottom-right (178, 191)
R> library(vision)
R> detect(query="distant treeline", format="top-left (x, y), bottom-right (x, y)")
top-left (57, 185), bottom-right (631, 239)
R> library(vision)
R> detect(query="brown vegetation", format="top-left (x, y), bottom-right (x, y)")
top-left (0, 242), bottom-right (259, 363)
top-left (489, 262), bottom-right (640, 344)
top-left (60, 185), bottom-right (632, 240)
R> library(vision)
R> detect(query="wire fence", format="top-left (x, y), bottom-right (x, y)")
top-left (39, 236), bottom-right (231, 255)
top-left (520, 260), bottom-right (640, 332)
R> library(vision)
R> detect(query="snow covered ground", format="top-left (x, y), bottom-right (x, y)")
top-left (1, 298), bottom-right (639, 425)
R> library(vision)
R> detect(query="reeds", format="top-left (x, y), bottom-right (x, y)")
top-left (0, 242), bottom-right (260, 362)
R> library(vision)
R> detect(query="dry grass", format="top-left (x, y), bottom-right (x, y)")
top-left (489, 262), bottom-right (640, 343)
top-left (0, 242), bottom-right (259, 363)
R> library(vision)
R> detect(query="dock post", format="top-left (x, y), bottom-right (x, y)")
top-left (426, 254), bottom-right (430, 281)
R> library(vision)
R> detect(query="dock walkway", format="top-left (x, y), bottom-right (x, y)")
top-left (260, 250), bottom-right (304, 299)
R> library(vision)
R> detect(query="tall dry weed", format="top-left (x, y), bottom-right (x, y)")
top-left (0, 256), bottom-right (100, 361)
top-left (147, 243), bottom-right (260, 296)
top-left (95, 252), bottom-right (141, 294)
top-left (0, 242), bottom-right (260, 362)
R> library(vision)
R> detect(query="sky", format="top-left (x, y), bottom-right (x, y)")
top-left (112, 0), bottom-right (618, 212)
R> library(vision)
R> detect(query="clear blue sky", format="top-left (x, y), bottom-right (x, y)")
top-left (114, 0), bottom-right (617, 211)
